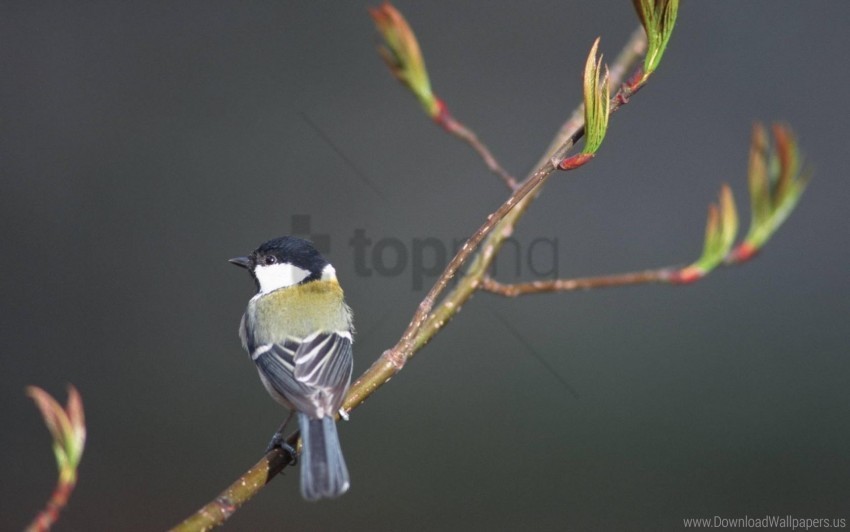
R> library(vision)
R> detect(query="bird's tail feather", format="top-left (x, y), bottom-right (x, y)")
top-left (298, 413), bottom-right (350, 501)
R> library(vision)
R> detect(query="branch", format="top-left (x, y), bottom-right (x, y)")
top-left (477, 256), bottom-right (748, 298)
top-left (171, 449), bottom-right (293, 532)
top-left (344, 31), bottom-right (652, 413)
top-left (479, 268), bottom-right (675, 296)
top-left (355, 29), bottom-right (649, 397)
top-left (404, 30), bottom-right (649, 353)
top-left (345, 155), bottom-right (562, 409)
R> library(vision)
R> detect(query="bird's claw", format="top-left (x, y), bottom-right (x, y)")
top-left (266, 433), bottom-right (298, 465)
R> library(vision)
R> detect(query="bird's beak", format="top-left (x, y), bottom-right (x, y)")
top-left (229, 256), bottom-right (251, 269)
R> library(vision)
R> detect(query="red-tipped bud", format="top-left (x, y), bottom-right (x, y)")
top-left (668, 266), bottom-right (704, 285)
top-left (558, 153), bottom-right (594, 171)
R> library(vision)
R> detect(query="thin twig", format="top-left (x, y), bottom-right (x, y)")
top-left (479, 268), bottom-right (675, 297)
top-left (26, 479), bottom-right (77, 532)
top-left (436, 101), bottom-right (519, 189)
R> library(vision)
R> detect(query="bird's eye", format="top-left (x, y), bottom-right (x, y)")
top-left (264, 256), bottom-right (277, 265)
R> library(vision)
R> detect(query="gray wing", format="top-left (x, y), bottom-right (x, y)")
top-left (293, 333), bottom-right (353, 390)
top-left (253, 332), bottom-right (353, 418)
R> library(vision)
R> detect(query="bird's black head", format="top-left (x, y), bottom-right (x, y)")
top-left (229, 236), bottom-right (332, 293)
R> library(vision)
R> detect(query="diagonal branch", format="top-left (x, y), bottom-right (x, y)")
top-left (350, 30), bottom-right (650, 405)
top-left (401, 29), bottom-right (649, 355)
top-left (171, 451), bottom-right (292, 532)
top-left (344, 153), bottom-right (562, 409)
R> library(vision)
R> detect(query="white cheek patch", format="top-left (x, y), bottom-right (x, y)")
top-left (254, 262), bottom-right (311, 293)
top-left (321, 263), bottom-right (337, 281)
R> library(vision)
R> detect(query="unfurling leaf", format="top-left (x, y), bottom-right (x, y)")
top-left (556, 38), bottom-right (610, 171)
top-left (730, 123), bottom-right (811, 262)
top-left (632, 0), bottom-right (679, 81)
top-left (673, 184), bottom-right (739, 283)
top-left (27, 385), bottom-right (86, 483)
top-left (369, 2), bottom-right (440, 118)
top-left (26, 385), bottom-right (86, 532)
top-left (582, 37), bottom-right (610, 156)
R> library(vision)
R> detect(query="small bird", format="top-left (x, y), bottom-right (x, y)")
top-left (230, 236), bottom-right (354, 501)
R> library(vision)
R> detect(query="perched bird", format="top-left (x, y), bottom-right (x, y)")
top-left (230, 236), bottom-right (354, 501)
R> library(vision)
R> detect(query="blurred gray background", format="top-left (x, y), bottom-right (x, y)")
top-left (2, 2), bottom-right (849, 530)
